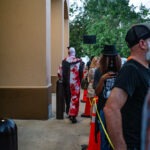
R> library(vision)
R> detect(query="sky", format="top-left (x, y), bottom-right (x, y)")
top-left (69, 0), bottom-right (150, 20)
top-left (129, 0), bottom-right (150, 11)
top-left (70, 0), bottom-right (150, 10)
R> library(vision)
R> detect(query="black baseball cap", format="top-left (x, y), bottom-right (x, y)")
top-left (125, 22), bottom-right (150, 48)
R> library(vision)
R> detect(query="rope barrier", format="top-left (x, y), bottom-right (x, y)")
top-left (89, 98), bottom-right (93, 106)
top-left (92, 98), bottom-right (115, 150)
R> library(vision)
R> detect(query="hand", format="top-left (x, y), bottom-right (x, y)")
top-left (102, 72), bottom-right (116, 80)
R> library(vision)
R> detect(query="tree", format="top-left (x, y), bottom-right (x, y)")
top-left (69, 0), bottom-right (150, 58)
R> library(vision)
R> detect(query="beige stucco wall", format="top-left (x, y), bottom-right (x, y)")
top-left (64, 18), bottom-right (69, 58)
top-left (0, 0), bottom-right (52, 119)
top-left (0, 0), bottom-right (69, 119)
top-left (51, 0), bottom-right (69, 77)
top-left (51, 0), bottom-right (69, 93)
top-left (0, 0), bottom-right (51, 87)
top-left (64, 0), bottom-right (69, 57)
top-left (51, 0), bottom-right (64, 77)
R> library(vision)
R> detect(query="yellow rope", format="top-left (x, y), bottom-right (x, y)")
top-left (89, 97), bottom-right (93, 106)
top-left (93, 98), bottom-right (115, 150)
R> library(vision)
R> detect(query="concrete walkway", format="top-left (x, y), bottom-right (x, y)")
top-left (15, 92), bottom-right (91, 150)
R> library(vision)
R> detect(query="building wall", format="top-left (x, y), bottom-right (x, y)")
top-left (0, 0), bottom-right (69, 119)
top-left (51, 0), bottom-right (69, 93)
top-left (0, 0), bottom-right (48, 86)
top-left (64, 17), bottom-right (70, 61)
top-left (0, 0), bottom-right (52, 119)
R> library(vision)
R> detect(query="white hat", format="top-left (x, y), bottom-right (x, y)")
top-left (69, 47), bottom-right (76, 56)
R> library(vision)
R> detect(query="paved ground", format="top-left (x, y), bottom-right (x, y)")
top-left (15, 91), bottom-right (91, 150)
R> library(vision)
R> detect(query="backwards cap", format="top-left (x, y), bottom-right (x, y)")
top-left (125, 22), bottom-right (150, 48)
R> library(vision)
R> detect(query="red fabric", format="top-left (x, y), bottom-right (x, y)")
top-left (67, 57), bottom-right (81, 117)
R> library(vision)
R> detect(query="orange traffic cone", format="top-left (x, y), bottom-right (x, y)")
top-left (87, 98), bottom-right (100, 150)
top-left (81, 89), bottom-right (88, 103)
top-left (81, 97), bottom-right (91, 118)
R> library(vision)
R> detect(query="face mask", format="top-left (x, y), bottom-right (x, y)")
top-left (146, 41), bottom-right (150, 62)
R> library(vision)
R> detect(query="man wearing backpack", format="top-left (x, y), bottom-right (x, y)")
top-left (58, 47), bottom-right (84, 123)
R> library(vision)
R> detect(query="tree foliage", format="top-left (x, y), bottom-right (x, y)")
top-left (69, 0), bottom-right (150, 58)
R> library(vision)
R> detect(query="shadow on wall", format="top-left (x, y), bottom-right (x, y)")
top-left (51, 76), bottom-right (58, 93)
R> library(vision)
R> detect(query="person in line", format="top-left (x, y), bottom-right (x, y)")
top-left (86, 56), bottom-right (95, 70)
top-left (57, 47), bottom-right (84, 123)
top-left (87, 56), bottom-right (100, 99)
top-left (93, 45), bottom-right (122, 150)
top-left (82, 56), bottom-right (100, 116)
top-left (103, 23), bottom-right (150, 150)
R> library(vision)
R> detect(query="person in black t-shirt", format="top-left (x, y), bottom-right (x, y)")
top-left (104, 23), bottom-right (150, 150)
